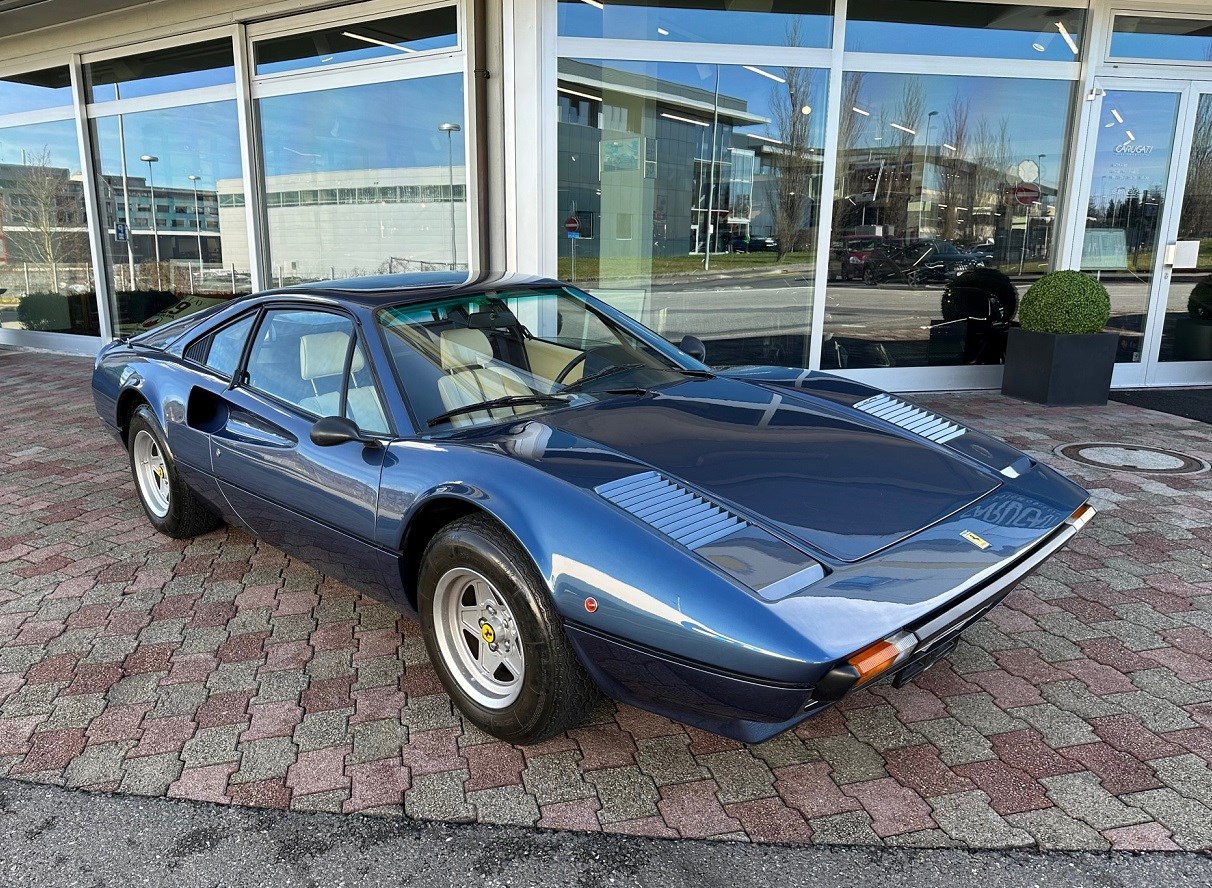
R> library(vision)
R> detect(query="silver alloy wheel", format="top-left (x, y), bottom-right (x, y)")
top-left (132, 429), bottom-right (171, 519)
top-left (431, 567), bottom-right (525, 709)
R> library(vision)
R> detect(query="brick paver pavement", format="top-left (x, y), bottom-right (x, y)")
top-left (2, 350), bottom-right (1211, 850)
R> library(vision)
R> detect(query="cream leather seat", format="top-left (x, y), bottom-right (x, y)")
top-left (437, 327), bottom-right (534, 427)
top-left (296, 330), bottom-right (388, 433)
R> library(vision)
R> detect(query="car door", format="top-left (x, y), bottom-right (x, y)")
top-left (206, 306), bottom-right (398, 599)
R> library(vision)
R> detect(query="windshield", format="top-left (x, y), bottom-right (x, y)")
top-left (376, 287), bottom-right (695, 431)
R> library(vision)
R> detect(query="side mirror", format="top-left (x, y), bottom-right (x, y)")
top-left (678, 334), bottom-right (707, 363)
top-left (311, 415), bottom-right (376, 447)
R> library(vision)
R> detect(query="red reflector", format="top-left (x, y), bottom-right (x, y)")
top-left (584, 597), bottom-right (598, 613)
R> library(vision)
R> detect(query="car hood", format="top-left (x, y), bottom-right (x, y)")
top-left (524, 376), bottom-right (1001, 562)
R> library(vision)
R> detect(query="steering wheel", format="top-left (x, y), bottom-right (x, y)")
top-left (553, 350), bottom-right (590, 385)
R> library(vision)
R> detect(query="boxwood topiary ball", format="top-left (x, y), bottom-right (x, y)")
top-left (1018, 270), bottom-right (1111, 335)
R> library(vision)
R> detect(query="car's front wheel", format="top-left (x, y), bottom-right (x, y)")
top-left (418, 514), bottom-right (599, 744)
top-left (127, 405), bottom-right (221, 539)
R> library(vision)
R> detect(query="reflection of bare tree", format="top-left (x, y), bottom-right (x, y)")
top-left (973, 118), bottom-right (1013, 243)
top-left (766, 23), bottom-right (817, 262)
top-left (0, 148), bottom-right (87, 291)
top-left (1181, 96), bottom-right (1212, 246)
top-left (937, 95), bottom-right (971, 240)
top-left (880, 79), bottom-right (925, 236)
top-left (837, 72), bottom-right (867, 201)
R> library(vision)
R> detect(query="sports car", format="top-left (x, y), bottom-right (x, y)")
top-left (92, 271), bottom-right (1094, 744)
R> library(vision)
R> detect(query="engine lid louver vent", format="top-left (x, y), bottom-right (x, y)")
top-left (595, 471), bottom-right (747, 551)
top-left (852, 394), bottom-right (966, 444)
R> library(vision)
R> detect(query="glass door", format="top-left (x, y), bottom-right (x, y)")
top-left (1076, 83), bottom-right (1184, 383)
top-left (1149, 84), bottom-right (1212, 385)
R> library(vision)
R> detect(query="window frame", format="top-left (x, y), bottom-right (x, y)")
top-left (1105, 10), bottom-right (1212, 67)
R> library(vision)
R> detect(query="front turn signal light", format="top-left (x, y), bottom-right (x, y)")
top-left (1068, 503), bottom-right (1096, 531)
top-left (814, 630), bottom-right (917, 702)
top-left (847, 630), bottom-right (916, 688)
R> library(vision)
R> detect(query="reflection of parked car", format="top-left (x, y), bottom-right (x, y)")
top-left (830, 236), bottom-right (889, 281)
top-left (863, 239), bottom-right (988, 287)
top-left (731, 235), bottom-right (777, 253)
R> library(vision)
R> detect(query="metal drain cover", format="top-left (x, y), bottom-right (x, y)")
top-left (1055, 442), bottom-right (1209, 475)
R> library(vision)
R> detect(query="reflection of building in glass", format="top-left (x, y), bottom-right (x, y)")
top-left (558, 59), bottom-right (819, 266)
top-left (216, 168), bottom-right (467, 280)
top-left (833, 146), bottom-right (1058, 262)
top-left (97, 174), bottom-right (221, 262)
top-left (0, 161), bottom-right (89, 267)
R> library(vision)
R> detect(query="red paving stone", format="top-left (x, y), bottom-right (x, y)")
top-left (539, 798), bottom-right (603, 831)
top-left (657, 780), bottom-right (742, 838)
top-left (463, 742), bottom-right (526, 792)
top-left (287, 745), bottom-right (351, 797)
top-left (841, 777), bottom-right (936, 837)
top-left (2, 354), bottom-right (1211, 850)
top-left (229, 779), bottom-right (292, 809)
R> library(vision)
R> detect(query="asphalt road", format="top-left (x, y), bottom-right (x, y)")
top-left (1, 780), bottom-right (1208, 888)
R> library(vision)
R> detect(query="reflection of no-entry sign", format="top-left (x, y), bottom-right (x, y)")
top-left (564, 216), bottom-right (580, 233)
top-left (1013, 183), bottom-right (1041, 206)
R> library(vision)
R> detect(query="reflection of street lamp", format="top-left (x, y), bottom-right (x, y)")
top-left (918, 110), bottom-right (938, 235)
top-left (188, 174), bottom-right (203, 293)
top-left (438, 123), bottom-right (461, 269)
top-left (140, 154), bottom-right (162, 289)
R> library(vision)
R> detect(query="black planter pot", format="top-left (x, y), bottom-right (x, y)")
top-left (1001, 327), bottom-right (1118, 406)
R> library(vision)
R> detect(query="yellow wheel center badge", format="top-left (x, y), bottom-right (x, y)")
top-left (480, 624), bottom-right (495, 645)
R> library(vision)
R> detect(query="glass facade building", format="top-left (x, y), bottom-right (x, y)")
top-left (0, 0), bottom-right (1209, 392)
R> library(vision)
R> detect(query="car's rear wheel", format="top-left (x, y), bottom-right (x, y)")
top-left (127, 405), bottom-right (221, 539)
top-left (418, 514), bottom-right (599, 744)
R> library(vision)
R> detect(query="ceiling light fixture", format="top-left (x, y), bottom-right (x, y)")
top-left (852, 106), bottom-right (870, 116)
top-left (558, 86), bottom-right (603, 102)
top-left (943, 143), bottom-right (957, 151)
top-left (1055, 21), bottom-right (1079, 55)
top-left (1126, 129), bottom-right (1136, 141)
top-left (890, 122), bottom-right (916, 135)
top-left (580, 0), bottom-right (604, 9)
top-left (744, 65), bottom-right (786, 83)
top-left (660, 111), bottom-right (710, 127)
top-left (342, 31), bottom-right (416, 53)
top-left (1111, 108), bottom-right (1124, 123)
top-left (657, 27), bottom-right (669, 35)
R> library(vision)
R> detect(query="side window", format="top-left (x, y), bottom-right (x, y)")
top-left (244, 308), bottom-right (389, 434)
top-left (202, 314), bottom-right (256, 379)
top-left (344, 341), bottom-right (389, 435)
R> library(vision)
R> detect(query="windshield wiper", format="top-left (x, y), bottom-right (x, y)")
top-left (559, 363), bottom-right (645, 393)
top-left (427, 394), bottom-right (571, 428)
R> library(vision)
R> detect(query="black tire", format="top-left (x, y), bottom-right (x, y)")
top-left (418, 514), bottom-right (600, 744)
top-left (127, 405), bottom-right (222, 539)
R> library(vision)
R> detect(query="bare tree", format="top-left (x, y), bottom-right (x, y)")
top-left (0, 148), bottom-right (88, 291)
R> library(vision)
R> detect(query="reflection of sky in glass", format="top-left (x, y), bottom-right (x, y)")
top-left (86, 40), bottom-right (235, 103)
top-left (1089, 91), bottom-right (1179, 204)
top-left (256, 33), bottom-right (458, 75)
top-left (0, 73), bottom-right (72, 116)
top-left (846, 73), bottom-right (1071, 188)
top-left (570, 59), bottom-right (827, 147)
top-left (0, 119), bottom-right (81, 170)
top-left (259, 76), bottom-right (465, 176)
top-left (846, 1), bottom-right (1084, 61)
top-left (93, 101), bottom-right (243, 189)
top-left (558, 0), bottom-right (831, 48)
top-left (1111, 17), bottom-right (1212, 62)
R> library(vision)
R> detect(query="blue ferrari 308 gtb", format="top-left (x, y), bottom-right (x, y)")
top-left (93, 272), bottom-right (1094, 744)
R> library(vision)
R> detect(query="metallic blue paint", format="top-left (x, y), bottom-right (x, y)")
top-left (92, 274), bottom-right (1091, 742)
